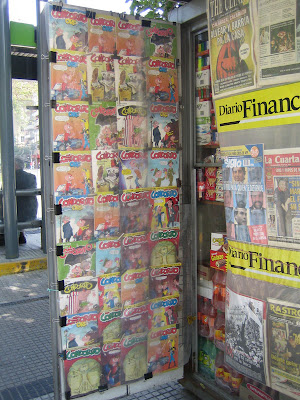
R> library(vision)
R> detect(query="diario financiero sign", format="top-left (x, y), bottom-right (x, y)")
top-left (215, 82), bottom-right (300, 132)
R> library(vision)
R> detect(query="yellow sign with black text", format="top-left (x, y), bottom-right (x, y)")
top-left (228, 240), bottom-right (300, 288)
top-left (216, 82), bottom-right (300, 132)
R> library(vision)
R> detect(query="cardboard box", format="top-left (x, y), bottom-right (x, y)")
top-left (211, 232), bottom-right (227, 251)
top-left (198, 264), bottom-right (214, 281)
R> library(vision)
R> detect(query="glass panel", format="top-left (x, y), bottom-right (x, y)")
top-left (9, 0), bottom-right (37, 25)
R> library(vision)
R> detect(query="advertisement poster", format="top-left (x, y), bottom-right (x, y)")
top-left (225, 288), bottom-right (267, 384)
top-left (94, 193), bottom-right (119, 239)
top-left (88, 14), bottom-right (116, 54)
top-left (96, 239), bottom-right (121, 276)
top-left (147, 57), bottom-right (178, 103)
top-left (91, 150), bottom-right (119, 193)
top-left (87, 53), bottom-right (116, 103)
top-left (148, 103), bottom-right (179, 149)
top-left (148, 150), bottom-right (179, 189)
top-left (116, 19), bottom-right (144, 57)
top-left (265, 148), bottom-right (300, 248)
top-left (267, 299), bottom-right (300, 399)
top-left (117, 104), bottom-right (148, 149)
top-left (115, 56), bottom-right (146, 103)
top-left (221, 144), bottom-right (268, 244)
top-left (145, 22), bottom-right (177, 58)
top-left (208, 0), bottom-right (256, 98)
top-left (257, 0), bottom-right (300, 86)
top-left (88, 102), bottom-right (118, 150)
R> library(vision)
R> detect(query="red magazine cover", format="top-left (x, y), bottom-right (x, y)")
top-left (91, 150), bottom-right (119, 193)
top-left (121, 233), bottom-right (149, 273)
top-left (96, 239), bottom-right (121, 276)
top-left (121, 302), bottom-right (148, 336)
top-left (54, 152), bottom-right (93, 197)
top-left (120, 190), bottom-right (151, 234)
top-left (98, 308), bottom-right (122, 344)
top-left (147, 325), bottom-right (178, 375)
top-left (94, 193), bottom-right (120, 239)
top-left (116, 19), bottom-right (144, 56)
top-left (149, 264), bottom-right (181, 299)
top-left (120, 333), bottom-right (148, 383)
top-left (148, 229), bottom-right (180, 267)
top-left (121, 268), bottom-right (149, 306)
top-left (64, 346), bottom-right (101, 398)
top-left (149, 188), bottom-right (179, 231)
top-left (88, 14), bottom-right (116, 54)
top-left (147, 57), bottom-right (178, 103)
top-left (101, 341), bottom-right (121, 388)
top-left (148, 296), bottom-right (179, 330)
top-left (98, 274), bottom-right (121, 311)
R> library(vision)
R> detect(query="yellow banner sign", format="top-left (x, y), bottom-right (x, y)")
top-left (228, 240), bottom-right (300, 288)
top-left (216, 82), bottom-right (300, 132)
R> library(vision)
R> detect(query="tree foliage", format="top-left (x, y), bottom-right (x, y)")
top-left (126, 0), bottom-right (176, 20)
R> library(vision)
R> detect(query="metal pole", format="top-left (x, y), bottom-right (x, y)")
top-left (0, 0), bottom-right (18, 259)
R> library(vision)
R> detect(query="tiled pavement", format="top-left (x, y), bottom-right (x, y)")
top-left (0, 268), bottom-right (199, 400)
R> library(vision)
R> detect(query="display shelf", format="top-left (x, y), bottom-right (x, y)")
top-left (195, 162), bottom-right (222, 168)
top-left (198, 200), bottom-right (224, 206)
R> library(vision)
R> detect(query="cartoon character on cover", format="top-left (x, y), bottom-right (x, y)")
top-left (79, 69), bottom-right (88, 101)
top-left (61, 72), bottom-right (71, 99)
top-left (105, 159), bottom-right (119, 190)
top-left (165, 308), bottom-right (176, 325)
top-left (168, 76), bottom-right (176, 103)
top-left (103, 356), bottom-right (120, 386)
top-left (103, 211), bottom-right (113, 237)
top-left (67, 333), bottom-right (78, 348)
top-left (104, 290), bottom-right (120, 309)
top-left (74, 218), bottom-right (88, 241)
top-left (161, 280), bottom-right (169, 296)
top-left (124, 248), bottom-right (143, 270)
top-left (162, 120), bottom-right (178, 148)
top-left (62, 215), bottom-right (73, 242)
top-left (82, 168), bottom-right (93, 195)
top-left (129, 161), bottom-right (142, 188)
top-left (152, 120), bottom-right (161, 147)
top-left (82, 229), bottom-right (93, 241)
top-left (69, 31), bottom-right (84, 52)
top-left (154, 205), bottom-right (164, 228)
top-left (55, 27), bottom-right (66, 49)
top-left (132, 115), bottom-right (146, 147)
top-left (154, 75), bottom-right (162, 101)
top-left (166, 199), bottom-right (176, 227)
top-left (82, 326), bottom-right (99, 346)
top-left (68, 265), bottom-right (83, 279)
top-left (77, 288), bottom-right (97, 313)
top-left (97, 165), bottom-right (105, 189)
top-left (65, 173), bottom-right (75, 195)
top-left (153, 314), bottom-right (165, 328)
top-left (152, 168), bottom-right (164, 187)
top-left (124, 209), bottom-right (140, 233)
top-left (101, 63), bottom-right (115, 100)
top-left (166, 160), bottom-right (175, 186)
top-left (80, 119), bottom-right (90, 150)
top-left (63, 122), bottom-right (75, 148)
top-left (168, 339), bottom-right (176, 368)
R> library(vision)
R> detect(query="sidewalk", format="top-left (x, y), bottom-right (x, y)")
top-left (0, 269), bottom-right (198, 400)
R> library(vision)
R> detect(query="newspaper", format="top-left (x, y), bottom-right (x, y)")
top-left (265, 148), bottom-right (300, 248)
top-left (267, 298), bottom-right (300, 399)
top-left (208, 0), bottom-right (256, 98)
top-left (221, 144), bottom-right (268, 245)
top-left (225, 288), bottom-right (267, 384)
top-left (257, 0), bottom-right (300, 86)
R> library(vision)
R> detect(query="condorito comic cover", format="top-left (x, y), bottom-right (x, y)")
top-left (116, 19), bottom-right (144, 57)
top-left (98, 309), bottom-right (122, 344)
top-left (120, 190), bottom-right (150, 234)
top-left (148, 150), bottom-right (179, 189)
top-left (101, 341), bottom-right (121, 387)
top-left (146, 57), bottom-right (178, 103)
top-left (120, 333), bottom-right (147, 383)
top-left (96, 239), bottom-right (121, 277)
top-left (148, 296), bottom-right (179, 330)
top-left (144, 22), bottom-right (177, 59)
top-left (92, 150), bottom-right (120, 193)
top-left (119, 151), bottom-right (148, 190)
top-left (149, 188), bottom-right (179, 231)
top-left (88, 14), bottom-right (116, 54)
top-left (115, 57), bottom-right (146, 103)
top-left (148, 229), bottom-right (180, 267)
top-left (121, 233), bottom-right (149, 273)
top-left (148, 103), bottom-right (179, 149)
top-left (149, 264), bottom-right (181, 299)
top-left (94, 193), bottom-right (120, 239)
top-left (89, 102), bottom-right (118, 150)
top-left (117, 104), bottom-right (148, 149)
top-left (87, 53), bottom-right (116, 103)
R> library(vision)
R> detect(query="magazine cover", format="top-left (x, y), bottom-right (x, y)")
top-left (55, 195), bottom-right (94, 244)
top-left (149, 264), bottom-right (180, 299)
top-left (116, 19), bottom-right (144, 57)
top-left (267, 298), bottom-right (300, 399)
top-left (61, 312), bottom-right (99, 350)
top-left (121, 233), bottom-right (149, 273)
top-left (121, 302), bottom-right (148, 336)
top-left (98, 273), bottom-right (121, 311)
top-left (147, 325), bottom-right (178, 375)
top-left (117, 105), bottom-right (148, 149)
top-left (54, 152), bottom-right (93, 197)
top-left (91, 150), bottom-right (120, 193)
top-left (120, 333), bottom-right (148, 383)
top-left (115, 57), bottom-right (146, 103)
top-left (94, 193), bottom-right (120, 239)
top-left (89, 102), bottom-right (118, 150)
top-left (147, 57), bottom-right (178, 103)
top-left (121, 268), bottom-right (149, 306)
top-left (221, 144), bottom-right (268, 244)
top-left (150, 188), bottom-right (179, 230)
top-left (88, 14), bottom-right (116, 54)
top-left (148, 103), bottom-right (179, 149)
top-left (225, 287), bottom-right (267, 384)
top-left (208, 0), bottom-right (256, 98)
top-left (64, 346), bottom-right (101, 398)
top-left (50, 51), bottom-right (88, 101)
top-left (120, 190), bottom-right (151, 234)
top-left (265, 148), bottom-right (300, 249)
top-left (148, 229), bottom-right (180, 267)
top-left (87, 53), bottom-right (116, 102)
top-left (148, 296), bottom-right (179, 330)
top-left (101, 341), bottom-right (121, 388)
top-left (59, 278), bottom-right (99, 317)
top-left (52, 102), bottom-right (90, 151)
top-left (145, 22), bottom-right (177, 58)
top-left (96, 239), bottom-right (121, 277)
top-left (119, 151), bottom-right (148, 190)
top-left (57, 241), bottom-right (96, 281)
top-left (148, 150), bottom-right (179, 189)
top-left (98, 309), bottom-right (122, 344)
top-left (49, 6), bottom-right (88, 52)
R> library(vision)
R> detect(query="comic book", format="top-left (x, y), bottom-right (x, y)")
top-left (117, 104), bottom-right (148, 149)
top-left (49, 6), bottom-right (89, 52)
top-left (121, 268), bottom-right (149, 306)
top-left (57, 241), bottom-right (96, 281)
top-left (148, 103), bottom-right (179, 149)
top-left (61, 311), bottom-right (99, 350)
top-left (120, 333), bottom-right (148, 383)
top-left (148, 297), bottom-right (179, 330)
top-left (54, 152), bottom-right (93, 197)
top-left (88, 14), bottom-right (116, 54)
top-left (148, 229), bottom-right (180, 267)
top-left (59, 278), bottom-right (99, 317)
top-left (121, 233), bottom-right (149, 273)
top-left (96, 239), bottom-right (121, 277)
top-left (50, 51), bottom-right (88, 101)
top-left (98, 309), bottom-right (122, 344)
top-left (149, 264), bottom-right (181, 299)
top-left (148, 150), bottom-right (179, 189)
top-left (146, 57), bottom-right (178, 103)
top-left (120, 190), bottom-right (151, 234)
top-left (144, 22), bottom-right (177, 59)
top-left (89, 102), bottom-right (118, 150)
top-left (52, 102), bottom-right (90, 152)
top-left (64, 346), bottom-right (102, 398)
top-left (101, 341), bottom-right (121, 388)
top-left (147, 325), bottom-right (178, 375)
top-left (55, 195), bottom-right (94, 244)
top-left (98, 273), bottom-right (121, 311)
top-left (94, 193), bottom-right (120, 239)
top-left (115, 57), bottom-right (146, 103)
top-left (116, 19), bottom-right (144, 57)
top-left (121, 302), bottom-right (149, 336)
top-left (119, 151), bottom-right (148, 190)
top-left (91, 150), bottom-right (120, 193)
top-left (87, 53), bottom-right (116, 103)
top-left (149, 188), bottom-right (179, 231)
